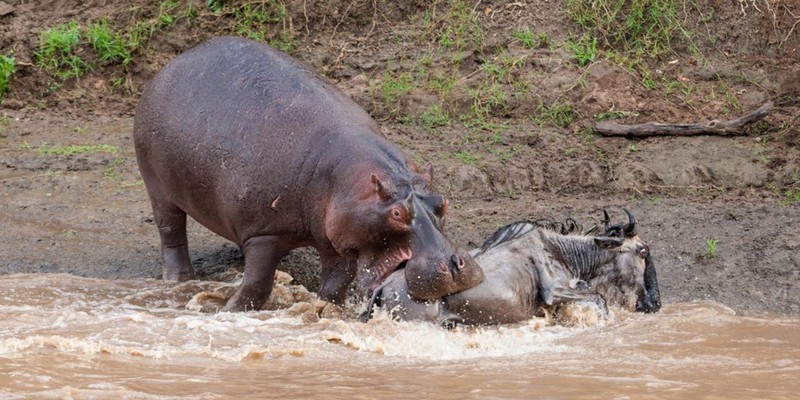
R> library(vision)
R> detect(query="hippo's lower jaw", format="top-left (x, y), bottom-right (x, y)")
top-left (357, 246), bottom-right (413, 295)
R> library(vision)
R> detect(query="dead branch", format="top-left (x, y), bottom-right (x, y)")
top-left (594, 101), bottom-right (774, 138)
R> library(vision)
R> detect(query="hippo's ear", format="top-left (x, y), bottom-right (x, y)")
top-left (371, 174), bottom-right (393, 201)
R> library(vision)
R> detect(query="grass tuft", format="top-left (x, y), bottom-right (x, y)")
top-left (87, 20), bottom-right (133, 67)
top-left (35, 143), bottom-right (120, 157)
top-left (35, 21), bottom-right (90, 81)
top-left (0, 53), bottom-right (15, 100)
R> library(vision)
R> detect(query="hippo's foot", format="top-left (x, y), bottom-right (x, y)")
top-left (161, 245), bottom-right (195, 282)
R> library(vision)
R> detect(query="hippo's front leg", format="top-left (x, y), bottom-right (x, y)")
top-left (318, 253), bottom-right (357, 305)
top-left (222, 236), bottom-right (292, 312)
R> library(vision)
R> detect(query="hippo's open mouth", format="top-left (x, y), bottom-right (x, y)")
top-left (358, 246), bottom-right (413, 294)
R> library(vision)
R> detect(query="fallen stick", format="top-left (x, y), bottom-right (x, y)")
top-left (594, 101), bottom-right (774, 138)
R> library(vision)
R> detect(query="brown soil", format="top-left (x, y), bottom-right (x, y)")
top-left (1, 1), bottom-right (798, 316)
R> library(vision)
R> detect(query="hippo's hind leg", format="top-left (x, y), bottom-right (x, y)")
top-left (148, 193), bottom-right (196, 282)
top-left (222, 236), bottom-right (291, 312)
top-left (318, 253), bottom-right (357, 305)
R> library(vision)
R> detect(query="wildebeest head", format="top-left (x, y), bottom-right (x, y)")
top-left (325, 161), bottom-right (483, 299)
top-left (591, 209), bottom-right (661, 313)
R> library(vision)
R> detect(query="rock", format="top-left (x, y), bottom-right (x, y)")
top-left (1, 99), bottom-right (24, 110)
top-left (0, 2), bottom-right (14, 17)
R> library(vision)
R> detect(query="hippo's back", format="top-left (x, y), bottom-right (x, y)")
top-left (133, 37), bottom-right (380, 243)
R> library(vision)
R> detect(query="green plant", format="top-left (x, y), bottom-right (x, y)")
top-left (0, 53), bottom-right (15, 100)
top-left (628, 144), bottom-right (638, 152)
top-left (533, 101), bottom-right (575, 128)
top-left (87, 20), bottom-right (133, 67)
top-left (706, 238), bottom-right (719, 258)
top-left (380, 72), bottom-right (413, 115)
top-left (454, 151), bottom-right (477, 165)
top-left (648, 195), bottom-right (662, 205)
top-left (548, 103), bottom-right (575, 127)
top-left (421, 103), bottom-right (450, 128)
top-left (567, 34), bottom-right (597, 66)
top-left (428, 0), bottom-right (483, 53)
top-left (158, 0), bottom-right (180, 26)
top-left (503, 189), bottom-right (518, 198)
top-left (779, 172), bottom-right (800, 206)
top-left (34, 142), bottom-right (119, 157)
top-left (512, 29), bottom-right (536, 48)
top-left (104, 156), bottom-right (126, 180)
top-left (594, 110), bottom-right (637, 121)
top-left (565, 0), bottom-right (699, 92)
top-left (35, 21), bottom-right (90, 81)
top-left (229, 1), bottom-right (293, 51)
top-left (566, 0), bottom-right (684, 60)
top-left (206, 0), bottom-right (225, 12)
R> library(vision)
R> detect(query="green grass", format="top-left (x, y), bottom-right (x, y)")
top-left (706, 238), bottom-right (719, 258)
top-left (420, 103), bottom-right (450, 129)
top-left (779, 172), bottom-right (800, 206)
top-left (565, 0), bottom-right (696, 91)
top-left (103, 156), bottom-right (126, 180)
top-left (380, 72), bottom-right (413, 115)
top-left (567, 34), bottom-right (597, 66)
top-left (87, 20), bottom-right (133, 67)
top-left (0, 53), bottom-right (14, 100)
top-left (34, 143), bottom-right (119, 157)
top-left (230, 1), bottom-right (294, 51)
top-left (454, 151), bottom-right (478, 165)
top-left (418, 0), bottom-right (482, 54)
top-left (594, 110), bottom-right (637, 121)
top-left (532, 101), bottom-right (575, 128)
top-left (512, 29), bottom-right (537, 48)
top-left (35, 21), bottom-right (90, 81)
top-left (206, 0), bottom-right (225, 13)
top-left (566, 0), bottom-right (684, 59)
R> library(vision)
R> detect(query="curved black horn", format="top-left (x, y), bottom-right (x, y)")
top-left (623, 208), bottom-right (636, 235)
top-left (602, 209), bottom-right (611, 230)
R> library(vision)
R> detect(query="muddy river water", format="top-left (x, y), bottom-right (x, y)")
top-left (1, 273), bottom-right (798, 399)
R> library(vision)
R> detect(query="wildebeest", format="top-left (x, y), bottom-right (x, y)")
top-left (364, 209), bottom-right (661, 327)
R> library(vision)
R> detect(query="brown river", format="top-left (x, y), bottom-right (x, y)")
top-left (1, 273), bottom-right (798, 399)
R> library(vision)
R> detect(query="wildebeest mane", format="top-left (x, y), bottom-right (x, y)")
top-left (476, 217), bottom-right (585, 256)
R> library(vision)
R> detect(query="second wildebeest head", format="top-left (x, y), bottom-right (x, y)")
top-left (590, 209), bottom-right (661, 313)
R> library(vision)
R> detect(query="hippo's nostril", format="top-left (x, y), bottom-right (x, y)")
top-left (438, 261), bottom-right (448, 274)
top-left (449, 254), bottom-right (465, 270)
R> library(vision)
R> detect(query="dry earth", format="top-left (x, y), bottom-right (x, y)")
top-left (1, 0), bottom-right (799, 316)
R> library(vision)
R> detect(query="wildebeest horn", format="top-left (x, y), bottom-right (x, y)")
top-left (623, 208), bottom-right (636, 235)
top-left (602, 209), bottom-right (610, 230)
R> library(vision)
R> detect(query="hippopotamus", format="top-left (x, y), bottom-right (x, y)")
top-left (133, 37), bottom-right (483, 312)
top-left (364, 209), bottom-right (661, 326)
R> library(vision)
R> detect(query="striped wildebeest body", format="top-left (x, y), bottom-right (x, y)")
top-left (364, 209), bottom-right (661, 327)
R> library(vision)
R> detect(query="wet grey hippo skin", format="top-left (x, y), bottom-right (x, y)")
top-left (365, 209), bottom-right (661, 326)
top-left (133, 37), bottom-right (483, 312)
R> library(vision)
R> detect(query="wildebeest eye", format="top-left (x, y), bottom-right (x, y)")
top-left (637, 246), bottom-right (649, 258)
